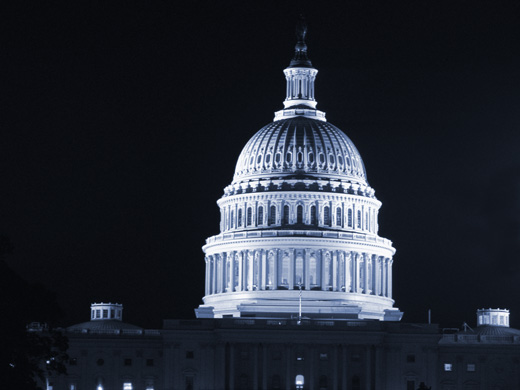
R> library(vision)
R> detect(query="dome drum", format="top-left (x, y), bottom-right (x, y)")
top-left (217, 192), bottom-right (382, 235)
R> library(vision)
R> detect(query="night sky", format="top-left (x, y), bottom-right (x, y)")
top-left (3, 2), bottom-right (520, 329)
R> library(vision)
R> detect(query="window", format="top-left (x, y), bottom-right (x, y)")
top-left (323, 206), bottom-right (330, 226)
top-left (123, 383), bottom-right (133, 390)
top-left (103, 309), bottom-right (108, 318)
top-left (110, 309), bottom-right (115, 319)
top-left (310, 205), bottom-right (317, 225)
top-left (357, 210), bottom-right (361, 228)
top-left (96, 309), bottom-right (101, 319)
top-left (467, 363), bottom-right (476, 372)
top-left (283, 205), bottom-right (290, 225)
top-left (347, 209), bottom-right (353, 227)
top-left (444, 363), bottom-right (453, 371)
top-left (230, 210), bottom-right (234, 228)
top-left (269, 205), bottom-right (276, 225)
top-left (257, 206), bottom-right (263, 226)
top-left (295, 374), bottom-right (304, 389)
top-left (247, 207), bottom-right (252, 226)
top-left (336, 208), bottom-right (342, 227)
top-left (186, 351), bottom-right (194, 359)
top-left (146, 359), bottom-right (154, 366)
top-left (238, 209), bottom-right (242, 227)
top-left (406, 354), bottom-right (415, 363)
top-left (124, 358), bottom-right (132, 366)
top-left (297, 205), bottom-right (303, 224)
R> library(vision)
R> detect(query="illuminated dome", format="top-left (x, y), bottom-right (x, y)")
top-left (232, 117), bottom-right (368, 186)
top-left (196, 18), bottom-right (402, 321)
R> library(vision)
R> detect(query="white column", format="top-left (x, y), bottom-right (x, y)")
top-left (273, 249), bottom-right (278, 289)
top-left (382, 257), bottom-right (387, 297)
top-left (363, 253), bottom-right (369, 294)
top-left (205, 257), bottom-right (209, 296)
top-left (289, 249), bottom-right (295, 289)
top-left (354, 253), bottom-right (361, 293)
top-left (388, 259), bottom-right (393, 299)
top-left (212, 256), bottom-right (217, 294)
top-left (305, 249), bottom-right (311, 290)
top-left (332, 250), bottom-right (338, 291)
top-left (345, 252), bottom-right (351, 293)
top-left (238, 252), bottom-right (243, 291)
top-left (229, 252), bottom-right (235, 292)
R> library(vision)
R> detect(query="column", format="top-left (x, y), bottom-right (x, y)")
top-left (288, 249), bottom-right (295, 289)
top-left (332, 250), bottom-right (338, 291)
top-left (273, 249), bottom-right (278, 290)
top-left (229, 343), bottom-right (235, 390)
top-left (262, 344), bottom-right (268, 390)
top-left (345, 252), bottom-right (351, 293)
top-left (205, 257), bottom-right (210, 296)
top-left (229, 251), bottom-right (235, 292)
top-left (238, 252), bottom-right (243, 292)
top-left (305, 249), bottom-right (311, 291)
top-left (261, 250), bottom-right (267, 290)
top-left (212, 256), bottom-right (217, 294)
top-left (381, 258), bottom-right (387, 297)
top-left (363, 253), bottom-right (369, 294)
top-left (333, 344), bottom-right (338, 390)
top-left (222, 253), bottom-right (227, 293)
top-left (321, 250), bottom-right (327, 291)
top-left (388, 259), bottom-right (393, 299)
top-left (354, 253), bottom-right (361, 293)
top-left (342, 345), bottom-right (347, 390)
top-left (253, 344), bottom-right (259, 389)
top-left (365, 346), bottom-right (371, 390)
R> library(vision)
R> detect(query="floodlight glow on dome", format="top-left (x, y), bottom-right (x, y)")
top-left (195, 18), bottom-right (402, 322)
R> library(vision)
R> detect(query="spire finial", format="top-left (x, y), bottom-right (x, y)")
top-left (295, 14), bottom-right (307, 44)
top-left (290, 15), bottom-right (312, 68)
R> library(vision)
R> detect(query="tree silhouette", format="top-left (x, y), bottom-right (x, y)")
top-left (0, 235), bottom-right (68, 389)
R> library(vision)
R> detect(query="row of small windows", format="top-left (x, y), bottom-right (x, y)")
top-left (49, 382), bottom-right (154, 390)
top-left (223, 203), bottom-right (376, 232)
top-left (91, 308), bottom-right (121, 319)
top-left (444, 363), bottom-right (476, 372)
top-left (70, 357), bottom-right (154, 367)
top-left (242, 147), bottom-right (363, 175)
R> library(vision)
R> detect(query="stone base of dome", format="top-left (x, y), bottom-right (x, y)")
top-left (195, 291), bottom-right (402, 321)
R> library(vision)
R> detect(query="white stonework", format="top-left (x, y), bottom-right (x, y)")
top-left (196, 25), bottom-right (402, 321)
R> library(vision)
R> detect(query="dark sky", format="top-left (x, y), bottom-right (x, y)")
top-left (2, 2), bottom-right (520, 329)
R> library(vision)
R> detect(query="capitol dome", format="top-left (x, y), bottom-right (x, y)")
top-left (232, 117), bottom-right (367, 187)
top-left (196, 19), bottom-right (402, 321)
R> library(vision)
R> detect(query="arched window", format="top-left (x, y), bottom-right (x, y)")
top-left (295, 375), bottom-right (304, 390)
top-left (357, 210), bottom-right (362, 229)
top-left (309, 255), bottom-right (317, 286)
top-left (247, 207), bottom-right (252, 226)
top-left (269, 205), bottom-right (276, 225)
top-left (310, 205), bottom-right (317, 225)
top-left (324, 206), bottom-right (331, 226)
top-left (257, 206), bottom-right (264, 226)
top-left (336, 208), bottom-right (342, 227)
top-left (297, 205), bottom-right (303, 224)
top-left (238, 209), bottom-right (243, 227)
top-left (230, 210), bottom-right (234, 228)
top-left (348, 209), bottom-right (353, 227)
top-left (280, 254), bottom-right (290, 286)
top-left (283, 205), bottom-right (290, 225)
